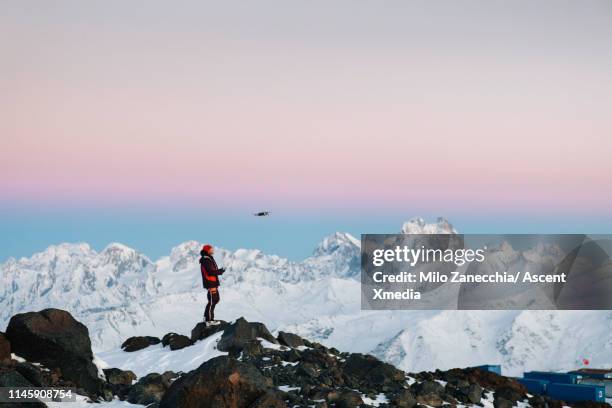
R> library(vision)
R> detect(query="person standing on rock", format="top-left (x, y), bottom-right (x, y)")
top-left (199, 244), bottom-right (225, 326)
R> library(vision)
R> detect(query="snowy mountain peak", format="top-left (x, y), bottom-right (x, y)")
top-left (313, 232), bottom-right (360, 257)
top-left (32, 242), bottom-right (95, 261)
top-left (100, 242), bottom-right (140, 259)
top-left (98, 243), bottom-right (153, 272)
top-left (401, 217), bottom-right (458, 234)
top-left (168, 240), bottom-right (202, 272)
top-left (4, 243), bottom-right (96, 276)
top-left (102, 242), bottom-right (136, 253)
top-left (170, 240), bottom-right (201, 256)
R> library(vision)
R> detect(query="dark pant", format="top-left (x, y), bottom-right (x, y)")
top-left (204, 287), bottom-right (220, 322)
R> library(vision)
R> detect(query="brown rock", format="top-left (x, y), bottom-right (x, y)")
top-left (160, 356), bottom-right (276, 408)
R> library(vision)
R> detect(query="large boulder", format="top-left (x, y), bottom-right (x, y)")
top-left (121, 336), bottom-right (161, 352)
top-left (217, 317), bottom-right (278, 354)
top-left (5, 308), bottom-right (105, 397)
top-left (191, 321), bottom-right (229, 342)
top-left (127, 371), bottom-right (178, 405)
top-left (342, 353), bottom-right (405, 391)
top-left (162, 333), bottom-right (193, 351)
top-left (0, 332), bottom-right (10, 362)
top-left (160, 356), bottom-right (282, 408)
top-left (277, 331), bottom-right (304, 348)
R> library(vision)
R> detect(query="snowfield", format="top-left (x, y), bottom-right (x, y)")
top-left (2, 217), bottom-right (611, 377)
top-left (97, 331), bottom-right (226, 378)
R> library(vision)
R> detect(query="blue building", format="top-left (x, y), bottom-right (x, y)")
top-left (524, 371), bottom-right (580, 385)
top-left (547, 383), bottom-right (605, 402)
top-left (518, 369), bottom-right (611, 402)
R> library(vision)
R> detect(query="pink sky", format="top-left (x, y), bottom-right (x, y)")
top-left (2, 1), bottom-right (611, 213)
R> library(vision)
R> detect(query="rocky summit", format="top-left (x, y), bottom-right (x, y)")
top-left (0, 308), bottom-right (608, 408)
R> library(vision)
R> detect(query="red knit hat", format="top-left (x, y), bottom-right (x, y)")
top-left (202, 244), bottom-right (213, 253)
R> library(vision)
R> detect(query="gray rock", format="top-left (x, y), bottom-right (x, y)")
top-left (413, 380), bottom-right (445, 396)
top-left (217, 317), bottom-right (278, 354)
top-left (467, 383), bottom-right (483, 404)
top-left (127, 371), bottom-right (178, 405)
top-left (296, 362), bottom-right (318, 378)
top-left (277, 331), bottom-right (304, 348)
top-left (283, 348), bottom-right (302, 362)
top-left (190, 321), bottom-right (229, 342)
top-left (161, 333), bottom-right (192, 351)
top-left (494, 397), bottom-right (514, 408)
top-left (241, 340), bottom-right (264, 358)
top-left (104, 368), bottom-right (137, 386)
top-left (121, 336), bottom-right (161, 352)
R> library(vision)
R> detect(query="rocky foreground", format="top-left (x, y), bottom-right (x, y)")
top-left (0, 309), bottom-right (608, 408)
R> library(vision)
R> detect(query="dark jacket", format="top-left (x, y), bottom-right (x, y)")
top-left (200, 252), bottom-right (224, 289)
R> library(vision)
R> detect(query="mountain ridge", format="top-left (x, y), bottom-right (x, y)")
top-left (2, 217), bottom-right (611, 377)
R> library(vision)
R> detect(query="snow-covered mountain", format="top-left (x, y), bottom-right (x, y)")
top-left (0, 242), bottom-right (159, 335)
top-left (1, 217), bottom-right (611, 376)
top-left (401, 217), bottom-right (458, 234)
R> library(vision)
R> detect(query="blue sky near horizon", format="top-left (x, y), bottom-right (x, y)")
top-left (2, 205), bottom-right (612, 262)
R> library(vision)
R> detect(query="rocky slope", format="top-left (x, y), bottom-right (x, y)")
top-left (3, 308), bottom-right (606, 408)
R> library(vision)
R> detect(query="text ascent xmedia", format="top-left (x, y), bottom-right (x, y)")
top-left (370, 271), bottom-right (567, 301)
